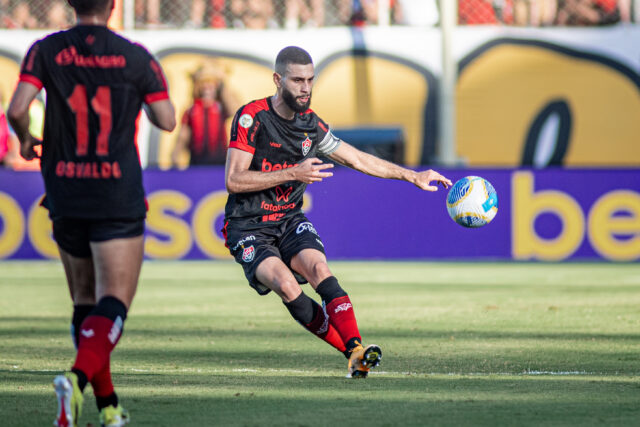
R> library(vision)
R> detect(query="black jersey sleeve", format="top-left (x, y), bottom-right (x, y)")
top-left (228, 98), bottom-right (269, 155)
top-left (19, 40), bottom-right (46, 90)
top-left (133, 45), bottom-right (169, 104)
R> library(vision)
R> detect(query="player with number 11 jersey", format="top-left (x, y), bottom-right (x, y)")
top-left (18, 24), bottom-right (169, 219)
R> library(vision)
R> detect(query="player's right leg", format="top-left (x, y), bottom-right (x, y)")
top-left (254, 256), bottom-right (346, 354)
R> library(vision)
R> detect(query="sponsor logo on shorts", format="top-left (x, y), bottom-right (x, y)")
top-left (233, 235), bottom-right (256, 251)
top-left (242, 245), bottom-right (256, 262)
top-left (296, 222), bottom-right (318, 235)
top-left (301, 136), bottom-right (312, 156)
top-left (239, 113), bottom-right (253, 128)
top-left (334, 303), bottom-right (352, 314)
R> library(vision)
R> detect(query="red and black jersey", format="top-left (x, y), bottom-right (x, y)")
top-left (181, 98), bottom-right (228, 165)
top-left (224, 97), bottom-right (341, 227)
top-left (19, 25), bottom-right (169, 219)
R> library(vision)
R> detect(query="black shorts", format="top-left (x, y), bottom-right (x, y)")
top-left (52, 217), bottom-right (145, 258)
top-left (223, 213), bottom-right (326, 295)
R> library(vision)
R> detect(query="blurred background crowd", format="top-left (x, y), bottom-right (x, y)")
top-left (0, 0), bottom-right (636, 30)
top-left (0, 0), bottom-right (637, 170)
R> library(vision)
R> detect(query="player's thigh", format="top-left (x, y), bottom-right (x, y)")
top-left (255, 256), bottom-right (303, 302)
top-left (289, 248), bottom-right (332, 287)
top-left (280, 216), bottom-right (330, 286)
top-left (89, 218), bottom-right (145, 309)
top-left (52, 217), bottom-right (96, 304)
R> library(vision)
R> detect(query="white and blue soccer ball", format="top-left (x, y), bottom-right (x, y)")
top-left (446, 176), bottom-right (498, 228)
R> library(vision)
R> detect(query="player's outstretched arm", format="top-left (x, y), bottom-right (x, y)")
top-left (225, 148), bottom-right (333, 194)
top-left (328, 140), bottom-right (451, 191)
top-left (144, 100), bottom-right (176, 132)
top-left (7, 81), bottom-right (41, 160)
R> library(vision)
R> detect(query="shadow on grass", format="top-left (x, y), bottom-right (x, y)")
top-left (2, 370), bottom-right (639, 427)
top-left (3, 317), bottom-right (640, 342)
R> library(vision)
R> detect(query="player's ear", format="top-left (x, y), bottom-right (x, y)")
top-left (273, 72), bottom-right (282, 89)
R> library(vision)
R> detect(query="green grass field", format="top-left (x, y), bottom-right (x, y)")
top-left (1, 261), bottom-right (639, 426)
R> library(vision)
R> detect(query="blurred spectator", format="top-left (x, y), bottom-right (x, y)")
top-left (229, 0), bottom-right (277, 29)
top-left (348, 0), bottom-right (402, 26)
top-left (394, 0), bottom-right (439, 26)
top-left (5, 1), bottom-right (38, 28)
top-left (184, 0), bottom-right (226, 28)
top-left (285, 0), bottom-right (325, 29)
top-left (135, 0), bottom-right (161, 27)
top-left (171, 60), bottom-right (240, 167)
top-left (556, 0), bottom-right (626, 25)
top-left (510, 0), bottom-right (557, 26)
top-left (46, 0), bottom-right (71, 29)
top-left (459, 0), bottom-right (501, 24)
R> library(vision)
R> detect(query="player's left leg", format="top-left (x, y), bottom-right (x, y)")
top-left (71, 235), bottom-right (142, 426)
top-left (290, 248), bottom-right (382, 378)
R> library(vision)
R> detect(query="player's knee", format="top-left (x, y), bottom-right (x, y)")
top-left (277, 278), bottom-right (303, 302)
top-left (308, 261), bottom-right (332, 285)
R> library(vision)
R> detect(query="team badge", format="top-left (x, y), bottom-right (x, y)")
top-left (242, 245), bottom-right (255, 262)
top-left (239, 114), bottom-right (253, 129)
top-left (301, 137), bottom-right (312, 156)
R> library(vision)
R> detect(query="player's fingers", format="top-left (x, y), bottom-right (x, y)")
top-left (317, 171), bottom-right (333, 178)
top-left (315, 163), bottom-right (334, 170)
top-left (308, 157), bottom-right (322, 164)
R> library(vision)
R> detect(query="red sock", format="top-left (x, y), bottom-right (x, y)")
top-left (305, 306), bottom-right (346, 353)
top-left (325, 295), bottom-right (361, 347)
top-left (72, 315), bottom-right (123, 381)
top-left (91, 357), bottom-right (114, 398)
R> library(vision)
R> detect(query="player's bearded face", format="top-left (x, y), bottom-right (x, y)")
top-left (282, 84), bottom-right (311, 113)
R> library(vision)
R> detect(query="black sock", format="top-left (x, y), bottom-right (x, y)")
top-left (283, 292), bottom-right (315, 324)
top-left (96, 392), bottom-right (119, 410)
top-left (315, 276), bottom-right (347, 304)
top-left (71, 304), bottom-right (95, 350)
top-left (71, 368), bottom-right (89, 392)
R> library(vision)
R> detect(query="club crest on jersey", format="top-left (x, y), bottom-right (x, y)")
top-left (301, 137), bottom-right (312, 156)
top-left (242, 245), bottom-right (255, 263)
top-left (239, 114), bottom-right (253, 129)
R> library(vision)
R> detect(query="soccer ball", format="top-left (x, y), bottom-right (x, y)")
top-left (446, 176), bottom-right (498, 228)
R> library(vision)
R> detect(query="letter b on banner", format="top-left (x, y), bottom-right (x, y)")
top-left (512, 172), bottom-right (584, 261)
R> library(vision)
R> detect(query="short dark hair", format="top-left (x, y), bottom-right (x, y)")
top-left (275, 46), bottom-right (313, 76)
top-left (67, 0), bottom-right (111, 15)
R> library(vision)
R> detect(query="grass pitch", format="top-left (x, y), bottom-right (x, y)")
top-left (1, 261), bottom-right (639, 426)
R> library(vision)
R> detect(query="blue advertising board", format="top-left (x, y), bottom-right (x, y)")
top-left (0, 167), bottom-right (638, 261)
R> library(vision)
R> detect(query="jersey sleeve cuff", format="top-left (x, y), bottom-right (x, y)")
top-left (19, 74), bottom-right (43, 90)
top-left (144, 91), bottom-right (169, 104)
top-left (229, 140), bottom-right (255, 154)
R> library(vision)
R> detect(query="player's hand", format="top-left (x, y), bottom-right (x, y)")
top-left (20, 136), bottom-right (42, 161)
top-left (294, 157), bottom-right (334, 184)
top-left (413, 169), bottom-right (452, 192)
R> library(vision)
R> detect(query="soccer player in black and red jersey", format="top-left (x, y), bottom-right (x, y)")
top-left (223, 46), bottom-right (452, 378)
top-left (7, 1), bottom-right (176, 425)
